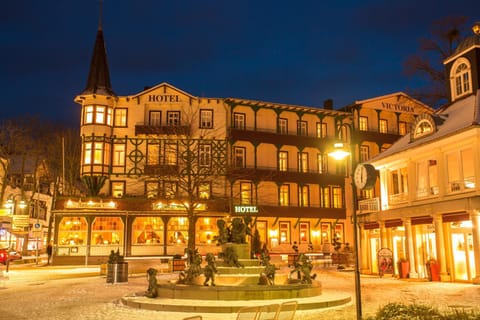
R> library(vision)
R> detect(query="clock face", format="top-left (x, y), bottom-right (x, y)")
top-left (354, 164), bottom-right (376, 190)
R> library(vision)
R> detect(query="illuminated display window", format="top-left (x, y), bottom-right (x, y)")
top-left (132, 217), bottom-right (164, 245)
top-left (58, 217), bottom-right (88, 246)
top-left (91, 217), bottom-right (123, 245)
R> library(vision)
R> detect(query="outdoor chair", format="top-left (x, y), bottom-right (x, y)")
top-left (256, 303), bottom-right (280, 320)
top-left (236, 305), bottom-right (260, 320)
top-left (274, 300), bottom-right (298, 320)
top-left (182, 316), bottom-right (202, 320)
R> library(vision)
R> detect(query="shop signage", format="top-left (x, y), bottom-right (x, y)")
top-left (377, 247), bottom-right (394, 276)
top-left (0, 208), bottom-right (11, 216)
top-left (234, 205), bottom-right (259, 214)
top-left (12, 214), bottom-right (29, 230)
top-left (380, 102), bottom-right (416, 114)
top-left (148, 95), bottom-right (180, 103)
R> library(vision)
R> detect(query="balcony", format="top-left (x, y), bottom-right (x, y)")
top-left (135, 124), bottom-right (190, 136)
top-left (357, 198), bottom-right (380, 213)
top-left (352, 129), bottom-right (401, 145)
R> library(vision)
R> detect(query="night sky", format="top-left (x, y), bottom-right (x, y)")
top-left (1, 1), bottom-right (479, 127)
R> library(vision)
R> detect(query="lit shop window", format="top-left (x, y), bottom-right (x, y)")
top-left (167, 217), bottom-right (188, 245)
top-left (83, 105), bottom-right (113, 125)
top-left (58, 217), bottom-right (88, 245)
top-left (132, 217), bottom-right (164, 245)
top-left (91, 217), bottom-right (123, 245)
top-left (197, 217), bottom-right (219, 244)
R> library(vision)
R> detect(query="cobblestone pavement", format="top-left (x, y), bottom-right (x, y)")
top-left (0, 264), bottom-right (478, 320)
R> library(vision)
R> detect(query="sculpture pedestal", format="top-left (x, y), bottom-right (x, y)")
top-left (221, 243), bottom-right (250, 259)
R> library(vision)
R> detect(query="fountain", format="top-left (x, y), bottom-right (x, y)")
top-left (121, 217), bottom-right (351, 313)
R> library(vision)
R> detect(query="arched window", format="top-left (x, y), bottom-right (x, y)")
top-left (450, 58), bottom-right (472, 100)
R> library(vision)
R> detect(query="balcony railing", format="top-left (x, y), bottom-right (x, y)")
top-left (388, 192), bottom-right (408, 204)
top-left (135, 124), bottom-right (191, 135)
top-left (357, 198), bottom-right (380, 213)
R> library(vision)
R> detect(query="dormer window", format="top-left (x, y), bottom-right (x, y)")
top-left (450, 58), bottom-right (472, 101)
top-left (411, 114), bottom-right (437, 141)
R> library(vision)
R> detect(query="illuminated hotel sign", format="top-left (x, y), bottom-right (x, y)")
top-left (381, 102), bottom-right (416, 113)
top-left (148, 95), bottom-right (180, 103)
top-left (234, 205), bottom-right (259, 214)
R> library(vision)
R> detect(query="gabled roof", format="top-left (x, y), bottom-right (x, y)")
top-left (370, 90), bottom-right (480, 162)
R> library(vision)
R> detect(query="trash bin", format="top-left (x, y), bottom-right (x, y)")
top-left (106, 262), bottom-right (128, 283)
top-left (171, 258), bottom-right (186, 272)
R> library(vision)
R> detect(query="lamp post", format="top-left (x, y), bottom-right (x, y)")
top-left (329, 142), bottom-right (362, 320)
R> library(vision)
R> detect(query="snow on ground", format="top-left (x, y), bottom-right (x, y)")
top-left (0, 264), bottom-right (479, 320)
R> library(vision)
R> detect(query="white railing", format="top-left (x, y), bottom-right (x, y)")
top-left (388, 192), bottom-right (408, 204)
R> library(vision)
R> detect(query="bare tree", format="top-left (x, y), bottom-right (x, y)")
top-left (404, 16), bottom-right (470, 107)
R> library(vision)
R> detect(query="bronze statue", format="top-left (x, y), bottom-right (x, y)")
top-left (145, 268), bottom-right (158, 298)
top-left (203, 253), bottom-right (218, 286)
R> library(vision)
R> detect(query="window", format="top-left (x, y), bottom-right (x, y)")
top-left (279, 184), bottom-right (289, 206)
top-left (147, 143), bottom-right (160, 165)
top-left (167, 217), bottom-right (188, 245)
top-left (450, 58), bottom-right (472, 100)
top-left (58, 217), bottom-right (88, 246)
top-left (278, 151), bottom-right (288, 171)
top-left (298, 152), bottom-right (308, 172)
top-left (111, 181), bottom-right (125, 198)
top-left (399, 121), bottom-right (407, 135)
top-left (360, 145), bottom-right (369, 162)
top-left (240, 182), bottom-right (252, 205)
top-left (379, 119), bottom-right (388, 133)
top-left (83, 142), bottom-right (92, 164)
top-left (200, 109), bottom-right (213, 128)
top-left (92, 217), bottom-right (123, 245)
top-left (414, 120), bottom-right (433, 137)
top-left (198, 183), bottom-right (211, 199)
top-left (146, 181), bottom-right (159, 199)
top-left (233, 113), bottom-right (245, 129)
top-left (199, 143), bottom-right (212, 167)
top-left (166, 111), bottom-right (180, 126)
top-left (83, 105), bottom-right (113, 125)
top-left (316, 122), bottom-right (327, 138)
top-left (417, 160), bottom-right (439, 197)
top-left (112, 144), bottom-right (125, 166)
top-left (149, 111), bottom-right (161, 126)
top-left (299, 222), bottom-right (309, 244)
top-left (83, 142), bottom-right (104, 165)
top-left (446, 148), bottom-right (476, 192)
top-left (359, 116), bottom-right (368, 131)
top-left (317, 153), bottom-right (328, 173)
top-left (162, 181), bottom-right (177, 199)
top-left (391, 167), bottom-right (408, 195)
top-left (299, 185), bottom-right (309, 207)
top-left (321, 186), bottom-right (330, 208)
top-left (234, 147), bottom-right (246, 168)
top-left (114, 108), bottom-right (127, 127)
top-left (132, 217), bottom-right (164, 245)
top-left (332, 186), bottom-right (343, 208)
top-left (279, 222), bottom-right (290, 244)
top-left (278, 118), bottom-right (288, 134)
top-left (164, 143), bottom-right (177, 165)
top-left (297, 120), bottom-right (308, 136)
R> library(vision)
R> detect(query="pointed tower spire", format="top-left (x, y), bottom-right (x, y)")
top-left (81, 0), bottom-right (115, 96)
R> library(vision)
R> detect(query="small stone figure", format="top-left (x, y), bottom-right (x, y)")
top-left (289, 253), bottom-right (316, 284)
top-left (230, 217), bottom-right (247, 244)
top-left (178, 250), bottom-right (203, 284)
top-left (215, 219), bottom-right (230, 245)
top-left (292, 241), bottom-right (299, 254)
top-left (108, 249), bottom-right (124, 264)
top-left (222, 246), bottom-right (244, 268)
top-left (203, 253), bottom-right (218, 286)
top-left (145, 268), bottom-right (158, 298)
top-left (258, 251), bottom-right (275, 285)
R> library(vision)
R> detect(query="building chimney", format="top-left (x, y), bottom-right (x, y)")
top-left (323, 99), bottom-right (333, 110)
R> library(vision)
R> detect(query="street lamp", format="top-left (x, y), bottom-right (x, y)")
top-left (328, 142), bottom-right (362, 320)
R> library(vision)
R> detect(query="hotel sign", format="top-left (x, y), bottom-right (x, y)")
top-left (148, 95), bottom-right (181, 103)
top-left (380, 102), bottom-right (416, 114)
top-left (234, 205), bottom-right (259, 214)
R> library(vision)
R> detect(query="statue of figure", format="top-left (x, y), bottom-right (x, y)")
top-left (178, 250), bottom-right (203, 284)
top-left (215, 219), bottom-right (230, 245)
top-left (145, 268), bottom-right (158, 298)
top-left (203, 253), bottom-right (218, 286)
top-left (222, 246), bottom-right (244, 268)
top-left (258, 250), bottom-right (275, 285)
top-left (289, 253), bottom-right (316, 284)
top-left (108, 249), bottom-right (124, 264)
top-left (230, 217), bottom-right (246, 244)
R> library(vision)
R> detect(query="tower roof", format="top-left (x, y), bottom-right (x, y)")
top-left (81, 26), bottom-right (115, 96)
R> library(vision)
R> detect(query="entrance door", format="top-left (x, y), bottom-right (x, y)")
top-left (451, 231), bottom-right (475, 281)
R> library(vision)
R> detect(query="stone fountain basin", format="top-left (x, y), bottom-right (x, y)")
top-left (157, 280), bottom-right (322, 300)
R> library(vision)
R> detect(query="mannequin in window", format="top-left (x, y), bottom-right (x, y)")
top-left (137, 225), bottom-right (160, 244)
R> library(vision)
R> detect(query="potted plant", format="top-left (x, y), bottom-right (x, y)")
top-left (397, 257), bottom-right (409, 279)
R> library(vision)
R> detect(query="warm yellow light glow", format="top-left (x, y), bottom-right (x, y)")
top-left (328, 142), bottom-right (350, 160)
top-left (87, 200), bottom-right (94, 206)
top-left (66, 199), bottom-right (73, 207)
top-left (269, 229), bottom-right (278, 237)
top-left (18, 200), bottom-right (27, 209)
top-left (312, 230), bottom-right (320, 237)
top-left (108, 201), bottom-right (116, 208)
top-left (4, 200), bottom-right (13, 209)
